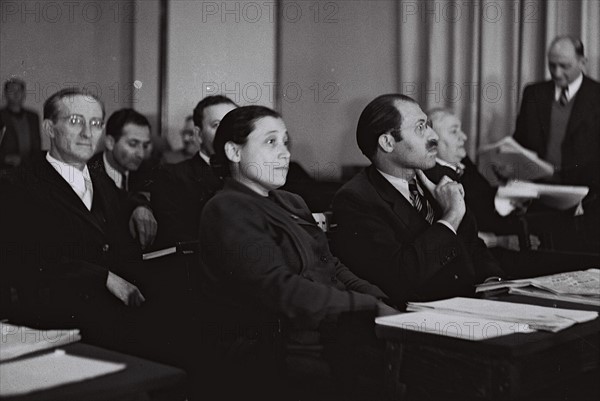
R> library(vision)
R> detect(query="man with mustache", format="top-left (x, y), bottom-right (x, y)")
top-left (332, 94), bottom-right (502, 307)
top-left (88, 108), bottom-right (157, 250)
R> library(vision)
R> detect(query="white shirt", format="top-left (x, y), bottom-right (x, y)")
top-left (436, 157), bottom-right (465, 173)
top-left (46, 152), bottom-right (93, 210)
top-left (103, 152), bottom-right (128, 190)
top-left (377, 168), bottom-right (456, 234)
top-left (554, 73), bottom-right (583, 103)
top-left (199, 150), bottom-right (211, 165)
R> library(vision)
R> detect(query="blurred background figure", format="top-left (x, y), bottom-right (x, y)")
top-left (0, 78), bottom-right (41, 170)
top-left (162, 115), bottom-right (199, 164)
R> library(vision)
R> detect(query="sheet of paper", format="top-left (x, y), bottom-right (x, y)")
top-left (376, 311), bottom-right (533, 341)
top-left (1, 323), bottom-right (81, 362)
top-left (407, 297), bottom-right (598, 332)
top-left (0, 350), bottom-right (126, 397)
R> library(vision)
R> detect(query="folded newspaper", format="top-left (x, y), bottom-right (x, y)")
top-left (476, 269), bottom-right (600, 306)
top-left (479, 136), bottom-right (554, 185)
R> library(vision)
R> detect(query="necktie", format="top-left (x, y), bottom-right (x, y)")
top-left (82, 177), bottom-right (93, 211)
top-left (559, 87), bottom-right (568, 106)
top-left (121, 173), bottom-right (128, 192)
top-left (409, 179), bottom-right (435, 224)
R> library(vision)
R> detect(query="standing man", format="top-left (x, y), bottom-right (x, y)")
top-left (0, 88), bottom-right (146, 349)
top-left (88, 108), bottom-right (157, 249)
top-left (0, 79), bottom-right (41, 169)
top-left (332, 94), bottom-right (502, 307)
top-left (152, 95), bottom-right (237, 245)
top-left (513, 36), bottom-right (600, 190)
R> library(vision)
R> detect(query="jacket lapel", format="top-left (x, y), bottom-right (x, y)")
top-left (366, 166), bottom-right (429, 234)
top-left (538, 81), bottom-right (555, 152)
top-left (37, 156), bottom-right (106, 235)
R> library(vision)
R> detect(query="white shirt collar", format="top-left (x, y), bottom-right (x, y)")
top-left (46, 152), bottom-right (93, 204)
top-left (103, 152), bottom-right (127, 189)
top-left (555, 73), bottom-right (583, 102)
top-left (376, 168), bottom-right (411, 202)
top-left (199, 150), bottom-right (211, 165)
top-left (436, 157), bottom-right (465, 172)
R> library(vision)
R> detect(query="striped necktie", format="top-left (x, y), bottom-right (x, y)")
top-left (559, 87), bottom-right (568, 106)
top-left (409, 179), bottom-right (435, 224)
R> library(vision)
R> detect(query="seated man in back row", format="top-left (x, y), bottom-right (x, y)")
top-left (332, 94), bottom-right (502, 307)
top-left (88, 108), bottom-right (157, 250)
top-left (151, 95), bottom-right (237, 247)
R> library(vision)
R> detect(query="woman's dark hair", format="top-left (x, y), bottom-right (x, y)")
top-left (211, 106), bottom-right (281, 178)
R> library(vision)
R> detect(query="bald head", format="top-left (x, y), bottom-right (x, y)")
top-left (548, 36), bottom-right (586, 88)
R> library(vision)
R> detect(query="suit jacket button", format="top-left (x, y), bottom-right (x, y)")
top-left (320, 256), bottom-right (328, 263)
top-left (454, 274), bottom-right (459, 280)
top-left (102, 244), bottom-right (110, 252)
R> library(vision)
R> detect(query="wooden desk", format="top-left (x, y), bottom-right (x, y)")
top-left (3, 343), bottom-right (187, 400)
top-left (376, 296), bottom-right (600, 400)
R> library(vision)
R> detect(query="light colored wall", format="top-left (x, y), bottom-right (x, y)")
top-left (279, 0), bottom-right (398, 180)
top-left (165, 0), bottom-right (276, 150)
top-left (0, 0), bottom-right (134, 150)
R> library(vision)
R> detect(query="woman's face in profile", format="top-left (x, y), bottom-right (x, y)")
top-left (235, 116), bottom-right (290, 196)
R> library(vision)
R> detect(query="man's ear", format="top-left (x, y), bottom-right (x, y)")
top-left (42, 119), bottom-right (55, 139)
top-left (224, 141), bottom-right (241, 162)
top-left (105, 135), bottom-right (115, 152)
top-left (192, 125), bottom-right (202, 145)
top-left (378, 133), bottom-right (396, 153)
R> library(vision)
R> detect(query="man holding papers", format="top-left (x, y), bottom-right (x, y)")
top-left (513, 36), bottom-right (600, 191)
top-left (333, 94), bottom-right (503, 307)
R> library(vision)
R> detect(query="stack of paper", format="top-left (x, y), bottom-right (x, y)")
top-left (0, 323), bottom-right (81, 362)
top-left (0, 350), bottom-right (125, 397)
top-left (405, 297), bottom-right (598, 333)
top-left (476, 269), bottom-right (600, 306)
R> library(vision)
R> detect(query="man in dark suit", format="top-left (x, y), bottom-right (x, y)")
top-left (425, 109), bottom-right (525, 243)
top-left (88, 108), bottom-right (157, 250)
top-left (332, 94), bottom-right (502, 307)
top-left (0, 79), bottom-right (41, 170)
top-left (513, 36), bottom-right (600, 191)
top-left (0, 88), bottom-right (146, 351)
top-left (151, 95), bottom-right (237, 246)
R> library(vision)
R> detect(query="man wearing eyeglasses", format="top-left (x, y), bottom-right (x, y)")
top-left (332, 94), bottom-right (502, 307)
top-left (0, 88), bottom-right (150, 351)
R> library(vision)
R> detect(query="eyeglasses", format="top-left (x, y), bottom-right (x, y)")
top-left (389, 118), bottom-right (433, 138)
top-left (57, 114), bottom-right (105, 133)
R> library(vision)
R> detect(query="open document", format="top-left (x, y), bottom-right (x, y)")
top-left (494, 180), bottom-right (589, 215)
top-left (478, 136), bottom-right (554, 185)
top-left (406, 297), bottom-right (597, 333)
top-left (0, 323), bottom-right (81, 362)
top-left (476, 269), bottom-right (600, 306)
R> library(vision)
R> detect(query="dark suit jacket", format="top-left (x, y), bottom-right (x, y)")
top-left (200, 179), bottom-right (385, 329)
top-left (425, 157), bottom-right (520, 235)
top-left (332, 166), bottom-right (502, 306)
top-left (0, 154), bottom-right (141, 336)
top-left (87, 152), bottom-right (153, 212)
top-left (0, 108), bottom-right (41, 168)
top-left (151, 154), bottom-right (222, 246)
top-left (513, 76), bottom-right (600, 190)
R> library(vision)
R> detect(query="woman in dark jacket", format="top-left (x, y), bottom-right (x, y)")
top-left (197, 106), bottom-right (395, 400)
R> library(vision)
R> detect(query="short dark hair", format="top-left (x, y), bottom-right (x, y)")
top-left (192, 95), bottom-right (238, 128)
top-left (43, 88), bottom-right (105, 121)
top-left (4, 78), bottom-right (25, 92)
top-left (105, 108), bottom-right (151, 141)
top-left (211, 106), bottom-right (281, 178)
top-left (550, 35), bottom-right (585, 57)
top-left (356, 94), bottom-right (417, 160)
